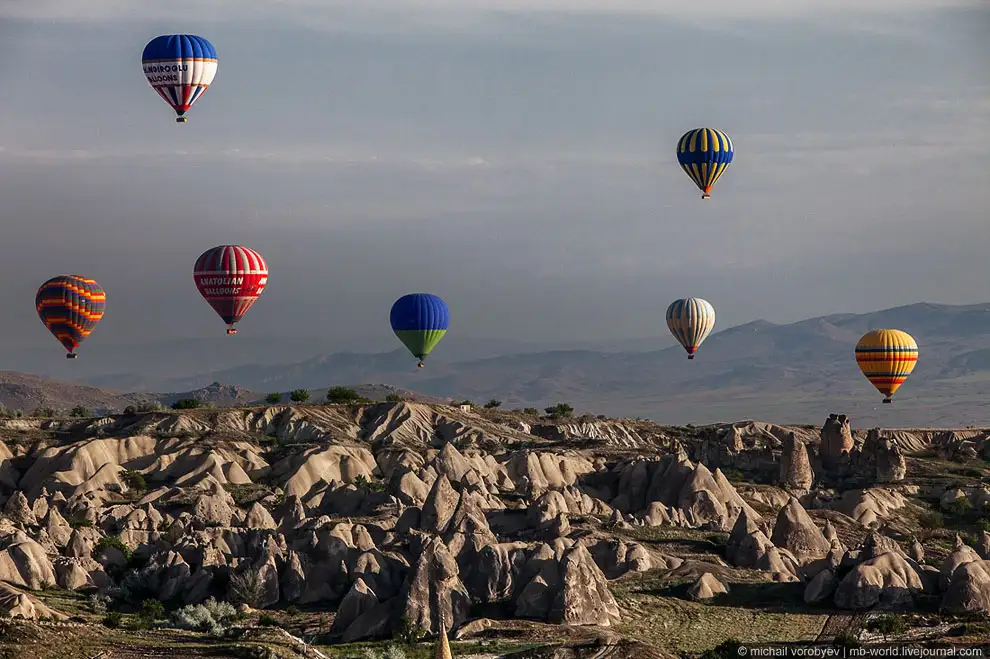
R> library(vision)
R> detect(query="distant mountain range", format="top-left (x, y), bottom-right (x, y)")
top-left (4, 302), bottom-right (990, 427)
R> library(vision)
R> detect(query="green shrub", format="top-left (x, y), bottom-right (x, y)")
top-left (543, 403), bottom-right (574, 419)
top-left (70, 406), bottom-right (92, 418)
top-left (102, 611), bottom-right (123, 628)
top-left (289, 389), bottom-right (310, 403)
top-left (121, 470), bottom-right (147, 492)
top-left (484, 399), bottom-right (503, 409)
top-left (171, 398), bottom-right (201, 410)
top-left (257, 613), bottom-right (280, 627)
top-left (326, 386), bottom-right (359, 403)
top-left (385, 394), bottom-right (405, 402)
top-left (864, 614), bottom-right (906, 636)
top-left (94, 535), bottom-right (133, 562)
top-left (522, 408), bottom-right (539, 415)
top-left (919, 510), bottom-right (944, 529)
top-left (393, 615), bottom-right (425, 644)
top-left (265, 392), bottom-right (282, 404)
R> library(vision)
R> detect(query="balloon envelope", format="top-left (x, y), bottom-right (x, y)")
top-left (142, 34), bottom-right (217, 121)
top-left (676, 128), bottom-right (734, 199)
top-left (36, 275), bottom-right (106, 356)
top-left (390, 293), bottom-right (449, 366)
top-left (666, 298), bottom-right (716, 359)
top-left (855, 329), bottom-right (918, 402)
top-left (193, 245), bottom-right (268, 333)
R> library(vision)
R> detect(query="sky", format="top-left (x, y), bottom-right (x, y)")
top-left (0, 0), bottom-right (988, 368)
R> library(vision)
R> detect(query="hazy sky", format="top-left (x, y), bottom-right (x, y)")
top-left (1, 0), bottom-right (988, 362)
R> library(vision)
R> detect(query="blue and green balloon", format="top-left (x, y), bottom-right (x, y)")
top-left (390, 293), bottom-right (449, 368)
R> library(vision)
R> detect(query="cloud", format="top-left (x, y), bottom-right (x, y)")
top-left (2, 0), bottom-right (980, 29)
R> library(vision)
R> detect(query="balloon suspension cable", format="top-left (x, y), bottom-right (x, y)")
top-left (882, 397), bottom-right (892, 404)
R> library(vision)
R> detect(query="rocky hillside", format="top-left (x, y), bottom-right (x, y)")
top-left (0, 404), bottom-right (989, 657)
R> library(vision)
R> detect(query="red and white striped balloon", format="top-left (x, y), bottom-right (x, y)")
top-left (193, 245), bottom-right (268, 334)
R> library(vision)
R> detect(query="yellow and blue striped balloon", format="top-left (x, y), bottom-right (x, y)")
top-left (666, 297), bottom-right (716, 359)
top-left (855, 329), bottom-right (918, 404)
top-left (676, 128), bottom-right (734, 200)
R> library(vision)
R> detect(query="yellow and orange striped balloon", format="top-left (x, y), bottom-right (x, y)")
top-left (854, 329), bottom-right (918, 403)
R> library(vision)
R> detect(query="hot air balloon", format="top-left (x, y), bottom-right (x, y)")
top-left (855, 329), bottom-right (918, 404)
top-left (36, 275), bottom-right (106, 359)
top-left (142, 34), bottom-right (217, 123)
top-left (193, 245), bottom-right (268, 335)
top-left (676, 128), bottom-right (734, 200)
top-left (390, 293), bottom-right (449, 368)
top-left (666, 297), bottom-right (716, 359)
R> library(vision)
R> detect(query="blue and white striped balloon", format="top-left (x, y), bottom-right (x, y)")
top-left (142, 34), bottom-right (217, 123)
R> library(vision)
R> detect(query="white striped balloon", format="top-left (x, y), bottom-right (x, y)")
top-left (666, 297), bottom-right (716, 359)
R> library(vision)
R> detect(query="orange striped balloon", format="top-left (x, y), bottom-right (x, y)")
top-left (854, 329), bottom-right (918, 404)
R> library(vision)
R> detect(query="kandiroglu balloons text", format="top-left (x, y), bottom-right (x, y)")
top-left (666, 298), bottom-right (716, 359)
top-left (142, 34), bottom-right (217, 123)
top-left (390, 294), bottom-right (449, 368)
top-left (855, 329), bottom-right (918, 404)
top-left (36, 276), bottom-right (106, 359)
top-left (193, 245), bottom-right (269, 335)
top-left (676, 128), bottom-right (734, 200)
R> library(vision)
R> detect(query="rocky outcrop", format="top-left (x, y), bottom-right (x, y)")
top-left (779, 433), bottom-right (814, 492)
top-left (820, 414), bottom-right (854, 470)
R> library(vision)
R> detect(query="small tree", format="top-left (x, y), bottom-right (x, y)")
top-left (171, 398), bottom-right (201, 410)
top-left (139, 599), bottom-right (166, 627)
top-left (228, 566), bottom-right (268, 608)
top-left (123, 405), bottom-right (137, 415)
top-left (326, 386), bottom-right (359, 403)
top-left (289, 389), bottom-right (310, 403)
top-left (70, 405), bottom-right (92, 418)
top-left (385, 394), bottom-right (405, 402)
top-left (523, 407), bottom-right (539, 415)
top-left (544, 403), bottom-right (574, 419)
top-left (265, 392), bottom-right (282, 404)
top-left (484, 399), bottom-right (503, 409)
top-left (459, 400), bottom-right (474, 407)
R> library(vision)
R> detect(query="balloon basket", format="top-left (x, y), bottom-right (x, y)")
top-left (176, 117), bottom-right (188, 123)
top-left (66, 353), bottom-right (78, 359)
top-left (417, 361), bottom-right (425, 369)
top-left (701, 194), bottom-right (711, 200)
top-left (687, 354), bottom-right (695, 360)
top-left (226, 328), bottom-right (238, 335)
top-left (882, 398), bottom-right (892, 404)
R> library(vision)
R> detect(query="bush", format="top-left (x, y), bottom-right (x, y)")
top-left (137, 402), bottom-right (166, 413)
top-left (123, 405), bottom-right (137, 415)
top-left (522, 408), bottom-right (539, 415)
top-left (946, 498), bottom-right (975, 518)
top-left (138, 599), bottom-right (166, 627)
top-left (102, 611), bottom-right (123, 628)
top-left (257, 613), bottom-right (280, 627)
top-left (864, 614), bottom-right (906, 637)
top-left (484, 399), bottom-right (503, 409)
top-left (326, 386), bottom-right (359, 403)
top-left (88, 594), bottom-right (110, 614)
top-left (265, 392), bottom-right (282, 404)
top-left (95, 535), bottom-right (133, 562)
top-left (68, 516), bottom-right (93, 529)
top-left (919, 510), bottom-right (944, 529)
top-left (33, 407), bottom-right (58, 418)
top-left (171, 598), bottom-right (238, 637)
top-left (121, 470), bottom-right (147, 492)
top-left (385, 394), bottom-right (405, 402)
top-left (70, 406), bottom-right (92, 418)
top-left (393, 615), bottom-right (426, 644)
top-left (171, 398), bottom-right (201, 410)
top-left (544, 403), bottom-right (574, 419)
top-left (229, 566), bottom-right (268, 609)
top-left (289, 389), bottom-right (310, 403)
top-left (354, 474), bottom-right (385, 493)
top-left (458, 400), bottom-right (473, 407)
